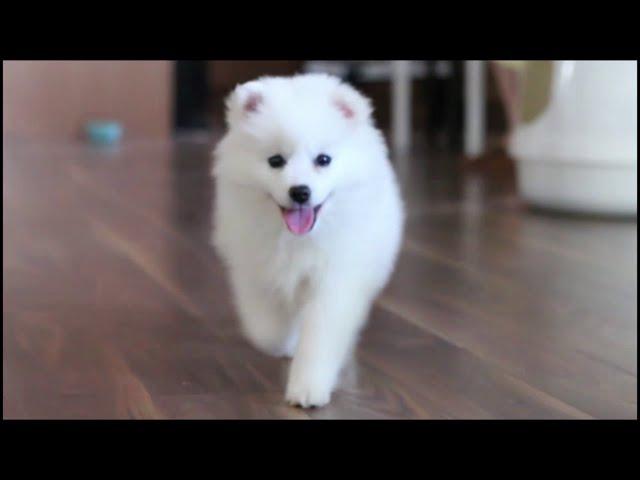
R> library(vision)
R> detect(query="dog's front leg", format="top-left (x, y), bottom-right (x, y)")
top-left (285, 278), bottom-right (371, 408)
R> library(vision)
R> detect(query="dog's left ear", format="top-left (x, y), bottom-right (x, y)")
top-left (333, 83), bottom-right (373, 124)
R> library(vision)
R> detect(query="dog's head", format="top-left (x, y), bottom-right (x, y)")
top-left (214, 74), bottom-right (385, 236)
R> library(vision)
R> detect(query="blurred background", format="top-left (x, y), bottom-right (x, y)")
top-left (3, 60), bottom-right (637, 419)
top-left (5, 60), bottom-right (635, 214)
top-left (3, 60), bottom-right (519, 153)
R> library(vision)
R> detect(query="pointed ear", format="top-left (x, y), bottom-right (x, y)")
top-left (332, 82), bottom-right (373, 124)
top-left (225, 80), bottom-right (265, 126)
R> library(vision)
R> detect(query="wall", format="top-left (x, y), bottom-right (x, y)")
top-left (3, 61), bottom-right (173, 142)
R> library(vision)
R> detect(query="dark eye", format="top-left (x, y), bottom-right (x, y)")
top-left (268, 154), bottom-right (286, 169)
top-left (315, 154), bottom-right (331, 167)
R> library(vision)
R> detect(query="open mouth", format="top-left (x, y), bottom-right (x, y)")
top-left (279, 203), bottom-right (323, 236)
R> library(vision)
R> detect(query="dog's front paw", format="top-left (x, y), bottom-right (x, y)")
top-left (285, 377), bottom-right (332, 408)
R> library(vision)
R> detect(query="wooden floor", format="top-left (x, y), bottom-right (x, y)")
top-left (3, 135), bottom-right (637, 419)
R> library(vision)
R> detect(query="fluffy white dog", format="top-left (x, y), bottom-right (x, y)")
top-left (212, 73), bottom-right (404, 407)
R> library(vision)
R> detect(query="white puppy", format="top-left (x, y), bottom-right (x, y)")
top-left (212, 74), bottom-right (404, 407)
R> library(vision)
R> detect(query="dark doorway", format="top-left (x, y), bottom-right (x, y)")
top-left (174, 61), bottom-right (211, 132)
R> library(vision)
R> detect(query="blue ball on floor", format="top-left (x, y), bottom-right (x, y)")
top-left (85, 121), bottom-right (123, 146)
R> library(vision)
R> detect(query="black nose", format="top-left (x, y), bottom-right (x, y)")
top-left (289, 185), bottom-right (311, 204)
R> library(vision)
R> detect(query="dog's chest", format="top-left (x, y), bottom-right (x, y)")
top-left (266, 238), bottom-right (325, 305)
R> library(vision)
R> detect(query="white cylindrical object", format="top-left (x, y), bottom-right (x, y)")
top-left (510, 61), bottom-right (637, 215)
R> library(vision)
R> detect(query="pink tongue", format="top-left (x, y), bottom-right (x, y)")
top-left (282, 207), bottom-right (315, 235)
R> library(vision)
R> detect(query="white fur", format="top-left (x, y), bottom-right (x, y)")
top-left (212, 74), bottom-right (404, 407)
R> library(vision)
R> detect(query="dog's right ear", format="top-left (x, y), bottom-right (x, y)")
top-left (332, 81), bottom-right (374, 126)
top-left (225, 80), bottom-right (264, 127)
